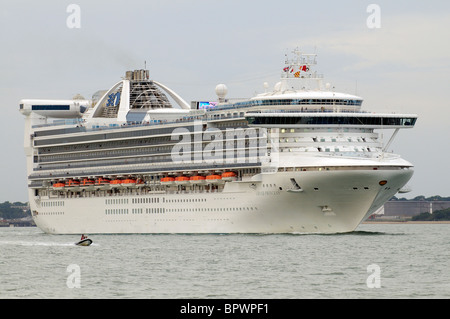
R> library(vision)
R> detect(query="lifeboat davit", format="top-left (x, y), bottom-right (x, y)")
top-left (221, 171), bottom-right (237, 181)
top-left (161, 177), bottom-right (175, 185)
top-left (206, 174), bottom-right (223, 184)
top-left (175, 176), bottom-right (190, 185)
top-left (190, 175), bottom-right (206, 185)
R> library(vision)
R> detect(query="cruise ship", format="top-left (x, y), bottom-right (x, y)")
top-left (19, 50), bottom-right (417, 234)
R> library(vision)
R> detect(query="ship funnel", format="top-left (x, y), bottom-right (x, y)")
top-left (125, 69), bottom-right (150, 81)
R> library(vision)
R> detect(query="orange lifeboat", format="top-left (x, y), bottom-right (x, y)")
top-left (80, 178), bottom-right (95, 190)
top-left (190, 175), bottom-right (206, 184)
top-left (222, 171), bottom-right (237, 181)
top-left (52, 182), bottom-right (65, 190)
top-left (81, 178), bottom-right (95, 186)
top-left (121, 178), bottom-right (137, 188)
top-left (161, 177), bottom-right (175, 185)
top-left (110, 179), bottom-right (122, 188)
top-left (175, 176), bottom-right (190, 185)
top-left (206, 174), bottom-right (223, 184)
top-left (65, 179), bottom-right (80, 190)
top-left (95, 177), bottom-right (111, 189)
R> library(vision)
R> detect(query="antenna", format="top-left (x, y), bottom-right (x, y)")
top-left (144, 60), bottom-right (147, 69)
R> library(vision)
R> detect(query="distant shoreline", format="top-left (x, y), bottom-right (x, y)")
top-left (363, 220), bottom-right (450, 224)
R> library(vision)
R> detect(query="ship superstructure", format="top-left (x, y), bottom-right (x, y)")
top-left (20, 49), bottom-right (417, 234)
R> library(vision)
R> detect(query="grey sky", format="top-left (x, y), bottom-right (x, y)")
top-left (1, 0), bottom-right (449, 202)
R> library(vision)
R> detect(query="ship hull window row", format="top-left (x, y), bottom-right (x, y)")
top-left (247, 116), bottom-right (417, 126)
top-left (32, 105), bottom-right (70, 111)
top-left (34, 148), bottom-right (267, 171)
top-left (217, 99), bottom-right (363, 110)
top-left (34, 125), bottom-right (197, 146)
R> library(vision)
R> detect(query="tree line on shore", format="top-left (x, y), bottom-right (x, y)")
top-left (391, 195), bottom-right (450, 201)
top-left (412, 208), bottom-right (450, 221)
top-left (0, 202), bottom-right (30, 220)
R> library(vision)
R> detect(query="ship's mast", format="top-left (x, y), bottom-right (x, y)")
top-left (280, 48), bottom-right (323, 91)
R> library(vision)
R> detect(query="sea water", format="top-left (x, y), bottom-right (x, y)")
top-left (0, 224), bottom-right (449, 299)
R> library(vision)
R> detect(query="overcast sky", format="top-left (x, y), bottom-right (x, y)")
top-left (1, 0), bottom-right (449, 202)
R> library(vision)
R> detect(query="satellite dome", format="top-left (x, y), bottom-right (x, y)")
top-left (215, 84), bottom-right (228, 99)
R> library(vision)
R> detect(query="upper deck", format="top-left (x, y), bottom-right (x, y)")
top-left (21, 49), bottom-right (417, 137)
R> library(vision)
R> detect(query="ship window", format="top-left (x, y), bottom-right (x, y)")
top-left (32, 105), bottom-right (70, 111)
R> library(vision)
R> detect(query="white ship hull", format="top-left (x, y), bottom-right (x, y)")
top-left (30, 168), bottom-right (413, 234)
top-left (20, 51), bottom-right (417, 235)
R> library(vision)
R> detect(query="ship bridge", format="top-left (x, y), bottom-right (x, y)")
top-left (209, 49), bottom-right (363, 115)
